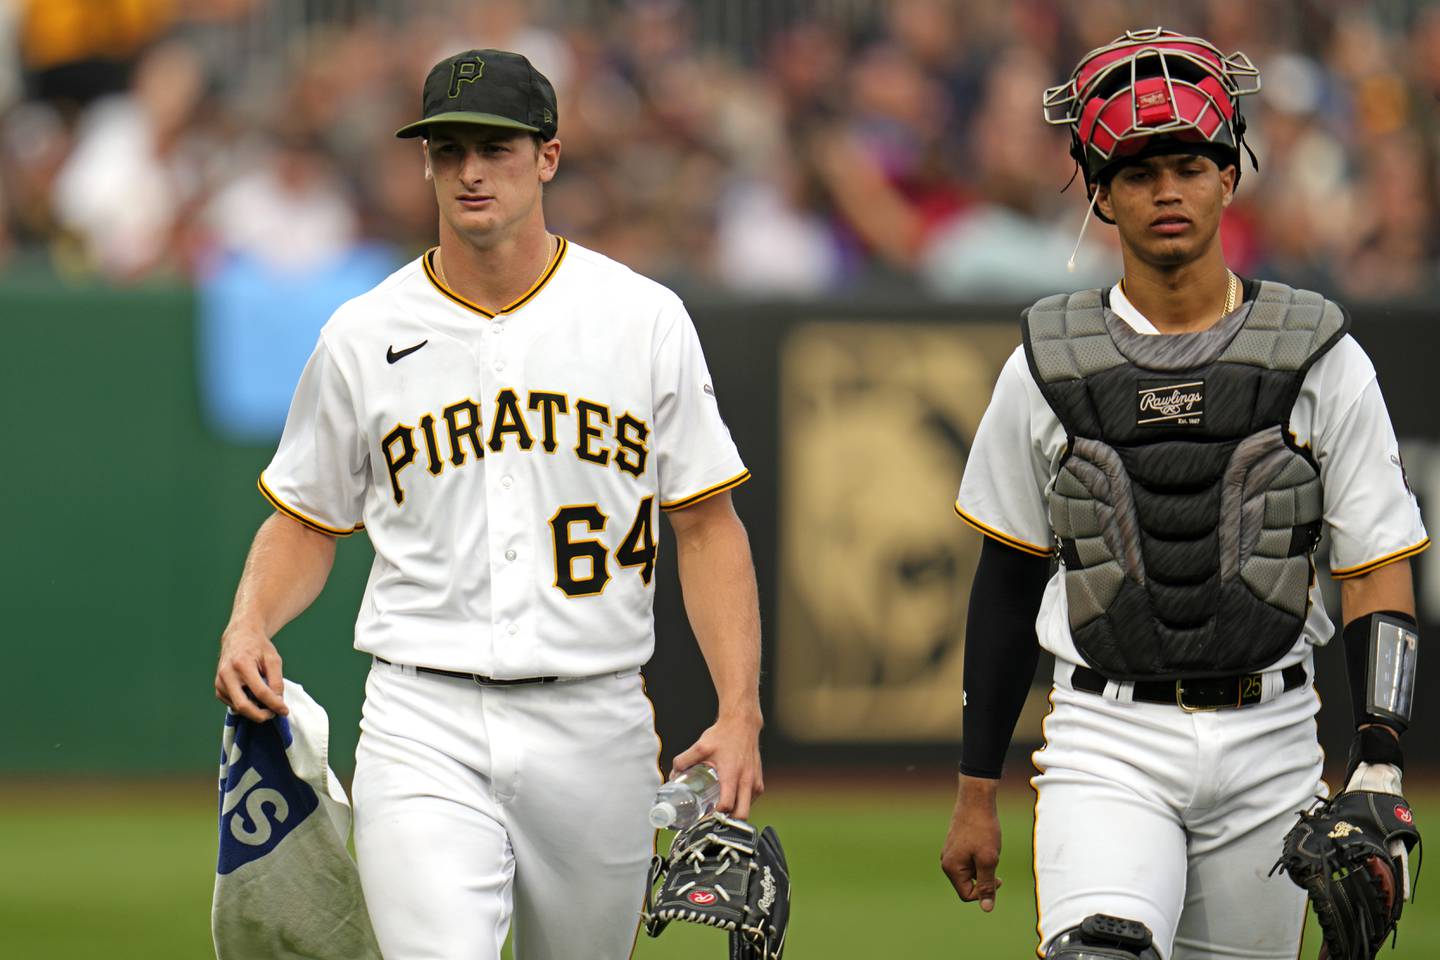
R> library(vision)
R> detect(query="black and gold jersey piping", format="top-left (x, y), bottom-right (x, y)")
top-left (422, 237), bottom-right (568, 318)
top-left (660, 470), bottom-right (752, 511)
top-left (258, 474), bottom-right (364, 537)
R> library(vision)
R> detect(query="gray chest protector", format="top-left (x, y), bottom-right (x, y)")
top-left (1022, 281), bottom-right (1349, 681)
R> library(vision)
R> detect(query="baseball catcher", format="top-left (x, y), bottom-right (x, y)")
top-left (642, 813), bottom-right (790, 959)
top-left (939, 24), bottom-right (1430, 960)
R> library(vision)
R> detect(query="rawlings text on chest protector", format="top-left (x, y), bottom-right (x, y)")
top-left (1022, 281), bottom-right (1349, 680)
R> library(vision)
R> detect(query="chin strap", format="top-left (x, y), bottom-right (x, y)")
top-left (1066, 189), bottom-right (1101, 274)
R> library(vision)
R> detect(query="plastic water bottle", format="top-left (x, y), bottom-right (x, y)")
top-left (649, 763), bottom-right (721, 829)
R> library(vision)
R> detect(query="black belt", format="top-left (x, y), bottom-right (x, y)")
top-left (374, 656), bottom-right (559, 686)
top-left (1070, 663), bottom-right (1307, 711)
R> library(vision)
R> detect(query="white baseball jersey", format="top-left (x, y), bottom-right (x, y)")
top-left (260, 237), bottom-right (748, 679)
top-left (956, 280), bottom-right (1430, 670)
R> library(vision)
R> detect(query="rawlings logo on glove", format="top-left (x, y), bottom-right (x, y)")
top-left (641, 813), bottom-right (790, 960)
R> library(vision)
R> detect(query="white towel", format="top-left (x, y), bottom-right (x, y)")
top-left (212, 680), bottom-right (381, 959)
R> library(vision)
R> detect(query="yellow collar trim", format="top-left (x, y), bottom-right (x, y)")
top-left (423, 237), bottom-right (568, 318)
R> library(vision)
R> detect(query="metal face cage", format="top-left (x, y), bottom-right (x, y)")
top-left (1043, 28), bottom-right (1260, 169)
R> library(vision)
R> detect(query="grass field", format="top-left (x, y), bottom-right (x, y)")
top-left (3, 776), bottom-right (1436, 958)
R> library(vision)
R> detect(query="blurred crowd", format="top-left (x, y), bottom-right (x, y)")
top-left (1, 0), bottom-right (1438, 300)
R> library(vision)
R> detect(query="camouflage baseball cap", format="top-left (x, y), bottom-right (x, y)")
top-left (395, 49), bottom-right (557, 140)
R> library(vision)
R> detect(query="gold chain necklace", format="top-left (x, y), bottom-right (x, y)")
top-left (1119, 271), bottom-right (1239, 324)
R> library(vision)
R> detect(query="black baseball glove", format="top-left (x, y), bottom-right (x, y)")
top-left (641, 813), bottom-right (790, 960)
top-left (1271, 790), bottom-right (1420, 960)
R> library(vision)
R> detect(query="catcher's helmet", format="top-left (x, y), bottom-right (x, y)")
top-left (1044, 27), bottom-right (1261, 203)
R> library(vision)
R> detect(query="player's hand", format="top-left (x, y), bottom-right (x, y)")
top-left (671, 707), bottom-right (764, 820)
top-left (215, 622), bottom-right (288, 722)
top-left (940, 774), bottom-right (1004, 912)
top-left (1345, 758), bottom-right (1413, 899)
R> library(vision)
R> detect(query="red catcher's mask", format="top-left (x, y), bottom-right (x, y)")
top-left (1043, 27), bottom-right (1261, 205)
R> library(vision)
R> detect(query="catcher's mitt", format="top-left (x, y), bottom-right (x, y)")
top-left (642, 813), bottom-right (790, 960)
top-left (1272, 791), bottom-right (1420, 960)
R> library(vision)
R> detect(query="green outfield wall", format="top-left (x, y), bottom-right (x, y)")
top-left (3, 281), bottom-right (1436, 775)
top-left (1, 281), bottom-right (372, 773)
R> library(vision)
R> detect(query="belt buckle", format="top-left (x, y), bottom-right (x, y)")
top-left (1174, 680), bottom-right (1224, 713)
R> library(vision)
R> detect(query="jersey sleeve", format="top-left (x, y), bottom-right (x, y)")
top-left (258, 335), bottom-right (368, 536)
top-left (650, 298), bottom-right (749, 511)
top-left (954, 347), bottom-right (1054, 557)
top-left (1299, 337), bottom-right (1429, 578)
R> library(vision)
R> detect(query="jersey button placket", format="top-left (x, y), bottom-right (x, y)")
top-left (490, 318), bottom-right (506, 370)
top-left (486, 320), bottom-right (531, 674)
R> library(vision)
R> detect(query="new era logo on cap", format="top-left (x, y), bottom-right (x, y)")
top-left (396, 48), bottom-right (558, 141)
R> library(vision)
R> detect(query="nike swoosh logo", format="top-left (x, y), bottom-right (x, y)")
top-left (386, 340), bottom-right (428, 364)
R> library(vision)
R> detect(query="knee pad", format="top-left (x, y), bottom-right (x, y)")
top-left (1045, 914), bottom-right (1161, 959)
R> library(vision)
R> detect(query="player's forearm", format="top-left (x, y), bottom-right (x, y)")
top-left (672, 504), bottom-right (762, 721)
top-left (958, 773), bottom-right (1001, 807)
top-left (1339, 559), bottom-right (1415, 624)
top-left (225, 512), bottom-right (338, 639)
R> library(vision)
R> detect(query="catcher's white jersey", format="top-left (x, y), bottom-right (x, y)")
top-left (956, 281), bottom-right (1430, 670)
top-left (960, 282), bottom-right (1429, 958)
top-left (261, 238), bottom-right (748, 678)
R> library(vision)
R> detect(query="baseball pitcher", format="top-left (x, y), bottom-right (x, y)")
top-left (213, 48), bottom-right (764, 960)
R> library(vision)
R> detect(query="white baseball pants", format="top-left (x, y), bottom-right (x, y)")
top-left (1032, 660), bottom-right (1325, 959)
top-left (351, 660), bottom-right (662, 960)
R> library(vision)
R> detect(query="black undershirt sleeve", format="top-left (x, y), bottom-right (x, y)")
top-left (959, 536), bottom-right (1051, 779)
